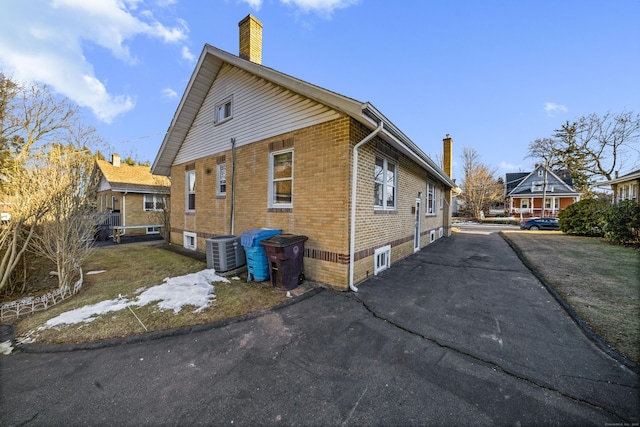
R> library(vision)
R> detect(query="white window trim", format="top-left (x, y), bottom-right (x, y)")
top-left (269, 148), bottom-right (294, 208)
top-left (186, 170), bottom-right (196, 212)
top-left (143, 194), bottom-right (165, 211)
top-left (217, 163), bottom-right (227, 196)
top-left (374, 245), bottom-right (391, 275)
top-left (214, 96), bottom-right (233, 125)
top-left (146, 226), bottom-right (160, 235)
top-left (183, 231), bottom-right (197, 251)
top-left (439, 227), bottom-right (443, 238)
top-left (426, 180), bottom-right (437, 216)
top-left (520, 199), bottom-right (529, 209)
top-left (374, 156), bottom-right (397, 211)
top-left (430, 230), bottom-right (436, 243)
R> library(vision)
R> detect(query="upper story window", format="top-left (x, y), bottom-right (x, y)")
top-left (144, 194), bottom-right (165, 211)
top-left (269, 149), bottom-right (293, 207)
top-left (537, 169), bottom-right (544, 177)
top-left (215, 97), bottom-right (233, 124)
top-left (374, 156), bottom-right (396, 210)
top-left (217, 163), bottom-right (227, 196)
top-left (186, 170), bottom-right (196, 211)
top-left (426, 180), bottom-right (437, 215)
top-left (531, 180), bottom-right (544, 192)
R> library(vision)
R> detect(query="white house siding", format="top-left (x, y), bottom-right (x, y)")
top-left (173, 63), bottom-right (342, 165)
top-left (97, 176), bottom-right (111, 192)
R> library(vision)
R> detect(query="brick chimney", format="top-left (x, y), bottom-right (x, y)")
top-left (238, 14), bottom-right (263, 64)
top-left (442, 135), bottom-right (453, 177)
top-left (112, 153), bottom-right (121, 167)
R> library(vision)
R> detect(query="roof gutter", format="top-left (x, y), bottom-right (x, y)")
top-left (349, 121), bottom-right (384, 292)
top-left (362, 104), bottom-right (455, 188)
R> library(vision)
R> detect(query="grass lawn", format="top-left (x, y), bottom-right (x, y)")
top-left (502, 230), bottom-right (640, 364)
top-left (11, 242), bottom-right (289, 344)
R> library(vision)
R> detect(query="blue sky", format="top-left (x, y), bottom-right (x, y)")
top-left (1, 0), bottom-right (639, 180)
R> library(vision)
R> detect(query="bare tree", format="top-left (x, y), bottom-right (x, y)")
top-left (150, 176), bottom-right (171, 243)
top-left (459, 147), bottom-right (503, 220)
top-left (28, 144), bottom-right (99, 289)
top-left (0, 76), bottom-right (100, 292)
top-left (528, 111), bottom-right (640, 193)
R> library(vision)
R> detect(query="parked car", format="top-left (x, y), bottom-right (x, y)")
top-left (520, 217), bottom-right (560, 231)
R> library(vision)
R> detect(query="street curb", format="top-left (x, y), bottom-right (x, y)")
top-left (13, 287), bottom-right (324, 354)
top-left (500, 231), bottom-right (640, 375)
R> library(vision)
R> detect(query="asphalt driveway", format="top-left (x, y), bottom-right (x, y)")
top-left (1, 224), bottom-right (638, 426)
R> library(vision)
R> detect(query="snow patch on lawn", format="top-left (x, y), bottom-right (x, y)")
top-left (133, 269), bottom-right (224, 314)
top-left (40, 269), bottom-right (228, 329)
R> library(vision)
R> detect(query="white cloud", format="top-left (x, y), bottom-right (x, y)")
top-left (162, 87), bottom-right (178, 99)
top-left (544, 102), bottom-right (568, 117)
top-left (499, 161), bottom-right (521, 171)
top-left (181, 46), bottom-right (196, 62)
top-left (241, 0), bottom-right (360, 16)
top-left (240, 0), bottom-right (263, 10)
top-left (0, 0), bottom-right (188, 123)
top-left (282, 0), bottom-right (361, 16)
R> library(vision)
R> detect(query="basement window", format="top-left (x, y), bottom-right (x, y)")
top-left (183, 231), bottom-right (197, 251)
top-left (147, 226), bottom-right (160, 235)
top-left (374, 245), bottom-right (391, 275)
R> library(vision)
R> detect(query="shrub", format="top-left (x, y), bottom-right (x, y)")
top-left (604, 200), bottom-right (640, 244)
top-left (558, 198), bottom-right (609, 236)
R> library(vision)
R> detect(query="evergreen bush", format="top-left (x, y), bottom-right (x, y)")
top-left (558, 198), bottom-right (609, 236)
top-left (604, 200), bottom-right (640, 244)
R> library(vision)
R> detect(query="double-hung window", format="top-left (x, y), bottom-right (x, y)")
top-left (269, 149), bottom-right (293, 207)
top-left (544, 198), bottom-right (558, 209)
top-left (426, 180), bottom-right (436, 215)
top-left (215, 97), bottom-right (233, 124)
top-left (186, 170), bottom-right (196, 211)
top-left (144, 194), bottom-right (165, 211)
top-left (374, 156), bottom-right (396, 210)
top-left (217, 164), bottom-right (227, 196)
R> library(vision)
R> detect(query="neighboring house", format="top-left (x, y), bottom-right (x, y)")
top-left (94, 154), bottom-right (170, 236)
top-left (505, 165), bottom-right (580, 218)
top-left (152, 15), bottom-right (456, 291)
top-left (594, 169), bottom-right (639, 204)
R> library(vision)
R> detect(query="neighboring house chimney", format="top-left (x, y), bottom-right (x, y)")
top-left (239, 14), bottom-right (263, 64)
top-left (112, 153), bottom-right (121, 167)
top-left (443, 135), bottom-right (453, 177)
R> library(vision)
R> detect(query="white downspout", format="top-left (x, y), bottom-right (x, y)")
top-left (349, 121), bottom-right (384, 292)
top-left (230, 138), bottom-right (236, 235)
top-left (122, 192), bottom-right (126, 234)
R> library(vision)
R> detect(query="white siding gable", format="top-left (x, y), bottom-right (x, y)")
top-left (174, 63), bottom-right (342, 165)
top-left (98, 175), bottom-right (111, 192)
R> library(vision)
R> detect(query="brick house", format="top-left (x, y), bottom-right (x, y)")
top-left (152, 15), bottom-right (456, 290)
top-left (505, 165), bottom-right (580, 218)
top-left (94, 154), bottom-right (170, 236)
top-left (594, 169), bottom-right (639, 204)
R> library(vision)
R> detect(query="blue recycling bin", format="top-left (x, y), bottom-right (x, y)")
top-left (240, 228), bottom-right (282, 281)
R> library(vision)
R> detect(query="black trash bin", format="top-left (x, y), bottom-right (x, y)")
top-left (259, 234), bottom-right (308, 290)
